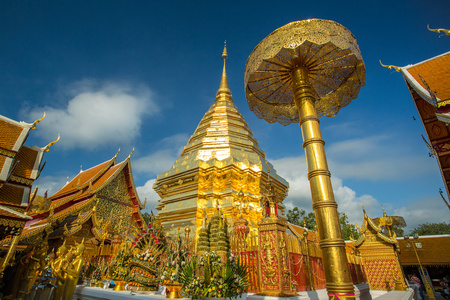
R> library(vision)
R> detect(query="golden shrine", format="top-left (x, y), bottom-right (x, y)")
top-left (154, 44), bottom-right (289, 238)
top-left (351, 208), bottom-right (407, 291)
top-left (2, 149), bottom-right (146, 261)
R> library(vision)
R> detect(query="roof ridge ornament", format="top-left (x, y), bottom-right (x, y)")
top-left (42, 133), bottom-right (60, 152)
top-left (114, 148), bottom-right (121, 159)
top-left (379, 60), bottom-right (401, 72)
top-left (127, 147), bottom-right (135, 159)
top-left (27, 112), bottom-right (46, 130)
top-left (427, 24), bottom-right (450, 38)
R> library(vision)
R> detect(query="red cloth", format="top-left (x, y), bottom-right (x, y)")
top-left (411, 275), bottom-right (421, 287)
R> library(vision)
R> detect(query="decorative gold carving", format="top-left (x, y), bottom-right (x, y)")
top-left (9, 175), bottom-right (33, 186)
top-left (43, 133), bottom-right (60, 152)
top-left (245, 19), bottom-right (365, 125)
top-left (427, 24), bottom-right (450, 36)
top-left (0, 148), bottom-right (16, 158)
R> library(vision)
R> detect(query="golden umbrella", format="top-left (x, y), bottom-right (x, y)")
top-left (245, 19), bottom-right (365, 300)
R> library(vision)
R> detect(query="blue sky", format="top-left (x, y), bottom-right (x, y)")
top-left (1, 1), bottom-right (449, 232)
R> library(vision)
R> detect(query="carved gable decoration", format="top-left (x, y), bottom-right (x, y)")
top-left (97, 170), bottom-right (132, 205)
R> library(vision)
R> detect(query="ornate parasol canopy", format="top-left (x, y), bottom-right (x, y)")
top-left (244, 19), bottom-right (366, 125)
top-left (373, 216), bottom-right (407, 229)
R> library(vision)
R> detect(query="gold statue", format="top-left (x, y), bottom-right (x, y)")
top-left (51, 241), bottom-right (69, 300)
top-left (62, 239), bottom-right (85, 300)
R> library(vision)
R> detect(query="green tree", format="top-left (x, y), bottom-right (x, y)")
top-left (286, 208), bottom-right (359, 240)
top-left (142, 212), bottom-right (152, 225)
top-left (392, 227), bottom-right (404, 237)
top-left (409, 222), bottom-right (450, 236)
top-left (286, 207), bottom-right (306, 225)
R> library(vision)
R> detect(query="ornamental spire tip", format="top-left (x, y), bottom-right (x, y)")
top-left (216, 41), bottom-right (232, 102)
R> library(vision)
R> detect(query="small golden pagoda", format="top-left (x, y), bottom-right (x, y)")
top-left (352, 208), bottom-right (407, 291)
top-left (154, 44), bottom-right (289, 238)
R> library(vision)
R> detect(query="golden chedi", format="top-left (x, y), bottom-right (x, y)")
top-left (154, 43), bottom-right (289, 240)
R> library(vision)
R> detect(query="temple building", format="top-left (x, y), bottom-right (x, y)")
top-left (0, 113), bottom-right (56, 240)
top-left (153, 44), bottom-right (289, 238)
top-left (5, 150), bottom-right (146, 259)
top-left (382, 51), bottom-right (450, 201)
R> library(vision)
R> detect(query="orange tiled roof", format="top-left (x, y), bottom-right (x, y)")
top-left (89, 162), bottom-right (124, 193)
top-left (288, 223), bottom-right (318, 242)
top-left (0, 183), bottom-right (26, 206)
top-left (50, 192), bottom-right (80, 209)
top-left (403, 52), bottom-right (450, 103)
top-left (11, 146), bottom-right (40, 180)
top-left (0, 118), bottom-right (28, 152)
top-left (50, 159), bottom-right (114, 199)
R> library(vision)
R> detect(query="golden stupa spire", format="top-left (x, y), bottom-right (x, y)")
top-left (216, 41), bottom-right (232, 102)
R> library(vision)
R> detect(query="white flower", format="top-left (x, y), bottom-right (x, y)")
top-left (161, 276), bottom-right (165, 280)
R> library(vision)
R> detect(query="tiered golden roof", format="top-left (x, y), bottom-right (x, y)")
top-left (154, 44), bottom-right (289, 238)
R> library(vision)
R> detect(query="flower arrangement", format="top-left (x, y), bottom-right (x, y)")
top-left (179, 251), bottom-right (248, 299)
top-left (108, 243), bottom-right (132, 280)
top-left (291, 279), bottom-right (298, 291)
top-left (136, 249), bottom-right (156, 262)
top-left (159, 227), bottom-right (190, 285)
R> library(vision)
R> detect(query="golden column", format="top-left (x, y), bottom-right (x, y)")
top-left (245, 19), bottom-right (366, 300)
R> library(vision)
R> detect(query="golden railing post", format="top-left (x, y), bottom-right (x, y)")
top-left (302, 229), bottom-right (315, 291)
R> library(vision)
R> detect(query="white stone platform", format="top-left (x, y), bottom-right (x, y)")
top-left (72, 284), bottom-right (414, 300)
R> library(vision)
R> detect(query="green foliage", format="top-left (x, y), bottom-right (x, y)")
top-left (409, 222), bottom-right (450, 236)
top-left (287, 208), bottom-right (360, 240)
top-left (179, 252), bottom-right (248, 299)
top-left (142, 212), bottom-right (152, 225)
top-left (392, 227), bottom-right (404, 237)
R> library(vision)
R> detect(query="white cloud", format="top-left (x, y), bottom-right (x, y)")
top-left (327, 135), bottom-right (435, 180)
top-left (270, 155), bottom-right (380, 225)
top-left (132, 133), bottom-right (189, 175)
top-left (136, 178), bottom-right (160, 213)
top-left (394, 198), bottom-right (450, 233)
top-left (22, 79), bottom-right (158, 150)
top-left (34, 175), bottom-right (72, 197)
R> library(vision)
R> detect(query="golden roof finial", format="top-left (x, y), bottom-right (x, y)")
top-left (382, 205), bottom-right (387, 217)
top-left (30, 112), bottom-right (46, 130)
top-left (380, 60), bottom-right (402, 72)
top-left (216, 41), bottom-right (232, 101)
top-left (114, 148), bottom-right (120, 159)
top-left (127, 147), bottom-right (135, 159)
top-left (427, 24), bottom-right (450, 38)
top-left (43, 134), bottom-right (60, 152)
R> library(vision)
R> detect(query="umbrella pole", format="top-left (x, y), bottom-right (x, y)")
top-left (291, 66), bottom-right (355, 300)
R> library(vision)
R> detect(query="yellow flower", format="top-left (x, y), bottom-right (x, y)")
top-left (212, 287), bottom-right (216, 291)
top-left (208, 288), bottom-right (212, 292)
top-left (219, 285), bottom-right (223, 288)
